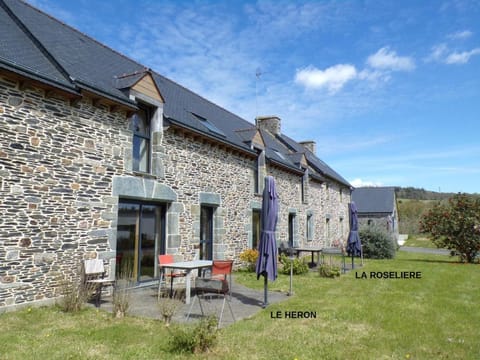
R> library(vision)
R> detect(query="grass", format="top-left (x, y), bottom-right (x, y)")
top-left (1, 251), bottom-right (479, 359)
top-left (403, 235), bottom-right (439, 248)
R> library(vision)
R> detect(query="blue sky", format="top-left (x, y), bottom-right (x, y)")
top-left (29, 0), bottom-right (480, 194)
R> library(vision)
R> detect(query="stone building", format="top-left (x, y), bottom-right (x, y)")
top-left (351, 187), bottom-right (399, 241)
top-left (0, 0), bottom-right (351, 310)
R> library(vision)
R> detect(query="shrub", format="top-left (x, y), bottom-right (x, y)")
top-left (57, 263), bottom-right (90, 312)
top-left (318, 264), bottom-right (341, 278)
top-left (279, 254), bottom-right (309, 275)
top-left (360, 226), bottom-right (396, 259)
top-left (57, 275), bottom-right (89, 312)
top-left (158, 290), bottom-right (182, 326)
top-left (168, 315), bottom-right (219, 354)
top-left (420, 193), bottom-right (480, 263)
top-left (239, 249), bottom-right (259, 272)
top-left (113, 262), bottom-right (135, 318)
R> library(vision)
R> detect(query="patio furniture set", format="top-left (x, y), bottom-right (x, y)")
top-left (84, 257), bottom-right (235, 327)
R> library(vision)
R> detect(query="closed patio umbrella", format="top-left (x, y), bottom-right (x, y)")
top-left (347, 201), bottom-right (362, 269)
top-left (256, 176), bottom-right (279, 308)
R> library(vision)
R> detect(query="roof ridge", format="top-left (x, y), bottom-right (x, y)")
top-left (15, 1), bottom-right (255, 129)
top-left (1, 0), bottom-right (72, 85)
top-left (18, 0), bottom-right (147, 77)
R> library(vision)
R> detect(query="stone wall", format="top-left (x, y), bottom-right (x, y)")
top-left (161, 129), bottom-right (255, 260)
top-left (267, 166), bottom-right (351, 249)
top-left (0, 76), bottom-right (126, 309)
top-left (0, 74), bottom-right (351, 310)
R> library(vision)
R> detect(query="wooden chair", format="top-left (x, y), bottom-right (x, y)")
top-left (158, 254), bottom-right (186, 299)
top-left (83, 259), bottom-right (114, 307)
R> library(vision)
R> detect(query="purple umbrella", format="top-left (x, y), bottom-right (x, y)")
top-left (256, 176), bottom-right (279, 307)
top-left (347, 201), bottom-right (362, 269)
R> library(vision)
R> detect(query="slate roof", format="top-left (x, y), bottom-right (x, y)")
top-left (0, 0), bottom-right (351, 187)
top-left (352, 187), bottom-right (396, 214)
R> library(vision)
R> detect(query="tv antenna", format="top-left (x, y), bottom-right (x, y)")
top-left (255, 67), bottom-right (266, 117)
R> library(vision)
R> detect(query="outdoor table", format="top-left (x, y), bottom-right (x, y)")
top-left (293, 247), bottom-right (323, 267)
top-left (159, 260), bottom-right (213, 304)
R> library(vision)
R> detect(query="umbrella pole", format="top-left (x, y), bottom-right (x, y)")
top-left (263, 274), bottom-right (268, 308)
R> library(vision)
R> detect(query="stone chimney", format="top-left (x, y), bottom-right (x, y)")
top-left (299, 140), bottom-right (316, 154)
top-left (256, 115), bottom-right (281, 136)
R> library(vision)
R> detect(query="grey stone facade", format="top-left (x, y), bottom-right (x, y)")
top-left (0, 76), bottom-right (351, 310)
top-left (0, 77), bottom-right (126, 309)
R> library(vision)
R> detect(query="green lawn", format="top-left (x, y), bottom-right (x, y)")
top-left (403, 235), bottom-right (438, 248)
top-left (1, 251), bottom-right (479, 359)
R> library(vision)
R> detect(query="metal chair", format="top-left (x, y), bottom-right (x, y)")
top-left (186, 278), bottom-right (235, 328)
top-left (83, 259), bottom-right (114, 307)
top-left (158, 254), bottom-right (186, 299)
top-left (211, 259), bottom-right (234, 297)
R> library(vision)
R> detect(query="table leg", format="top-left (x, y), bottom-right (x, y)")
top-left (185, 270), bottom-right (192, 304)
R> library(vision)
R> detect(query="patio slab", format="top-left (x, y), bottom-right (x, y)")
top-left (92, 276), bottom-right (289, 328)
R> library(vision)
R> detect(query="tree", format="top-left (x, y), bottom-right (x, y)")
top-left (420, 194), bottom-right (480, 263)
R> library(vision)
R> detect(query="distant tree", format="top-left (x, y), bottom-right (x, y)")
top-left (420, 194), bottom-right (480, 263)
top-left (397, 199), bottom-right (437, 234)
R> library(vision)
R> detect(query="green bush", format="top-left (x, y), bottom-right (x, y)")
top-left (420, 193), bottom-right (480, 263)
top-left (318, 264), bottom-right (341, 278)
top-left (360, 226), bottom-right (396, 259)
top-left (168, 315), bottom-right (218, 354)
top-left (279, 254), bottom-right (309, 275)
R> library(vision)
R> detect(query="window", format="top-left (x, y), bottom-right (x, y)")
top-left (288, 213), bottom-right (295, 247)
top-left (326, 217), bottom-right (331, 246)
top-left (274, 150), bottom-right (285, 160)
top-left (252, 209), bottom-right (261, 249)
top-left (253, 157), bottom-right (259, 194)
top-left (301, 171), bottom-right (307, 203)
top-left (306, 214), bottom-right (313, 241)
top-left (132, 105), bottom-right (151, 173)
top-left (192, 113), bottom-right (226, 137)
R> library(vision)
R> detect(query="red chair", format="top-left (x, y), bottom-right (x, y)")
top-left (211, 260), bottom-right (234, 297)
top-left (186, 259), bottom-right (235, 327)
top-left (158, 254), bottom-right (186, 299)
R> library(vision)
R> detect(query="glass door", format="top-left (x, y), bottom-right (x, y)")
top-left (117, 201), bottom-right (165, 282)
top-left (200, 206), bottom-right (214, 260)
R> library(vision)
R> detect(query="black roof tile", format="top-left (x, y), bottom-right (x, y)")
top-left (352, 187), bottom-right (396, 214)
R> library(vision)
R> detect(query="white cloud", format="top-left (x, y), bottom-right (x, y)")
top-left (426, 43), bottom-right (449, 62)
top-left (350, 178), bottom-right (384, 188)
top-left (445, 48), bottom-right (480, 64)
top-left (448, 30), bottom-right (473, 40)
top-left (427, 43), bottom-right (480, 65)
top-left (366, 47), bottom-right (415, 71)
top-left (295, 64), bottom-right (357, 93)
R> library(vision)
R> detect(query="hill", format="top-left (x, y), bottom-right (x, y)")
top-left (394, 187), bottom-right (457, 201)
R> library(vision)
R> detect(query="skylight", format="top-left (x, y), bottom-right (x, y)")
top-left (274, 150), bottom-right (286, 160)
top-left (191, 113), bottom-right (226, 137)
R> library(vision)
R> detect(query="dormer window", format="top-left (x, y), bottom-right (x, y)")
top-left (132, 105), bottom-right (151, 173)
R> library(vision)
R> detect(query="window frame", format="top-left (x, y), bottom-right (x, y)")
top-left (131, 104), bottom-right (152, 173)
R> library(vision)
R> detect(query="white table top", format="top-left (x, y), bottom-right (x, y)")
top-left (160, 260), bottom-right (213, 270)
top-left (293, 247), bottom-right (323, 252)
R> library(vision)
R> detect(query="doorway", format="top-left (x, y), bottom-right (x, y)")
top-left (116, 201), bottom-right (166, 282)
top-left (200, 205), bottom-right (214, 260)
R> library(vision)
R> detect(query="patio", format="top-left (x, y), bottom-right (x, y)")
top-left (92, 276), bottom-right (289, 328)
